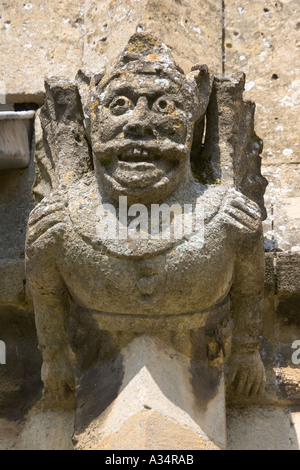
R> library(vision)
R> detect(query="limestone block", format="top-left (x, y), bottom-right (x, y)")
top-left (0, 259), bottom-right (27, 308)
top-left (15, 408), bottom-right (74, 450)
top-left (0, 419), bottom-right (21, 450)
top-left (0, 1), bottom-right (84, 103)
top-left (263, 164), bottom-right (300, 251)
top-left (224, 0), bottom-right (299, 166)
top-left (82, 411), bottom-right (221, 450)
top-left (264, 252), bottom-right (275, 289)
top-left (276, 252), bottom-right (300, 295)
top-left (74, 336), bottom-right (226, 450)
top-left (0, 306), bottom-right (42, 413)
top-left (0, 159), bottom-right (35, 260)
top-left (83, 0), bottom-right (222, 74)
top-left (224, 0), bottom-right (300, 250)
top-left (227, 406), bottom-right (300, 450)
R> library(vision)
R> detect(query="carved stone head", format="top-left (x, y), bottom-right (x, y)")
top-left (88, 33), bottom-right (211, 204)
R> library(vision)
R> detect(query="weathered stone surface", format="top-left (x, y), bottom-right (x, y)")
top-left (0, 0), bottom-right (298, 451)
top-left (263, 163), bottom-right (300, 252)
top-left (0, 306), bottom-right (42, 415)
top-left (74, 336), bottom-right (226, 450)
top-left (224, 0), bottom-right (300, 250)
top-left (83, 411), bottom-right (221, 450)
top-left (199, 73), bottom-right (267, 217)
top-left (256, 251), bottom-right (300, 406)
top-left (0, 0), bottom-right (222, 104)
top-left (227, 406), bottom-right (300, 450)
top-left (0, 259), bottom-right (27, 308)
top-left (0, 160), bottom-right (35, 260)
top-left (26, 35), bottom-right (267, 419)
top-left (83, 0), bottom-right (222, 75)
top-left (0, 418), bottom-right (22, 450)
top-left (15, 407), bottom-right (74, 450)
top-left (276, 252), bottom-right (300, 294)
top-left (0, 1), bottom-right (84, 103)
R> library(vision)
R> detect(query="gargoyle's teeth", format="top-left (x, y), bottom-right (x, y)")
top-left (119, 147), bottom-right (152, 161)
top-left (133, 148), bottom-right (142, 156)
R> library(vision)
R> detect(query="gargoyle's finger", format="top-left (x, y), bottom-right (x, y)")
top-left (250, 371), bottom-right (265, 397)
top-left (226, 367), bottom-right (238, 387)
top-left (257, 370), bottom-right (267, 396)
top-left (244, 375), bottom-right (254, 397)
top-left (236, 370), bottom-right (248, 395)
top-left (230, 199), bottom-right (261, 221)
top-left (224, 207), bottom-right (256, 231)
top-left (249, 376), bottom-right (261, 397)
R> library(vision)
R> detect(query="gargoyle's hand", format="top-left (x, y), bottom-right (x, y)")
top-left (41, 347), bottom-right (76, 408)
top-left (27, 193), bottom-right (68, 247)
top-left (227, 350), bottom-right (266, 397)
top-left (223, 189), bottom-right (261, 234)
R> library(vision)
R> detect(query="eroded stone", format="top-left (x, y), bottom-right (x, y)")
top-left (25, 33), bottom-right (267, 449)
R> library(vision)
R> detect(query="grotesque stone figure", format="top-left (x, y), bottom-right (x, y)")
top-left (26, 33), bottom-right (267, 415)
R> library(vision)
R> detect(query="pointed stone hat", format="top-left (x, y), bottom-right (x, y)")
top-left (94, 32), bottom-right (212, 120)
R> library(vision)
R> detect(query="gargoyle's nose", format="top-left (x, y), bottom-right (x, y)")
top-left (123, 97), bottom-right (154, 139)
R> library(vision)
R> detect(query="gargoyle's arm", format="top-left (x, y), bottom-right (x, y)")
top-left (26, 198), bottom-right (75, 408)
top-left (222, 190), bottom-right (266, 397)
top-left (230, 226), bottom-right (265, 354)
top-left (28, 276), bottom-right (75, 408)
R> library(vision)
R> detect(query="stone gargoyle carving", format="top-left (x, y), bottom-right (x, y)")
top-left (26, 33), bottom-right (268, 409)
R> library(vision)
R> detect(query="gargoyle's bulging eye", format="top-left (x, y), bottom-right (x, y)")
top-left (109, 96), bottom-right (133, 116)
top-left (153, 97), bottom-right (174, 114)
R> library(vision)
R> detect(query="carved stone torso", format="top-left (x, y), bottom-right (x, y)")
top-left (28, 176), bottom-right (258, 326)
top-left (25, 33), bottom-right (267, 410)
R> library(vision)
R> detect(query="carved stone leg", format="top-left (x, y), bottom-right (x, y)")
top-left (73, 335), bottom-right (226, 450)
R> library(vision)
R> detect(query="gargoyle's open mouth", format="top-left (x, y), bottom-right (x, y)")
top-left (95, 140), bottom-right (188, 193)
top-left (118, 146), bottom-right (160, 163)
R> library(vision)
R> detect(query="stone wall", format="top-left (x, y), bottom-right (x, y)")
top-left (0, 0), bottom-right (299, 449)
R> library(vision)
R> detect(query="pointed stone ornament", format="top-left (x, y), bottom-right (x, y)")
top-left (74, 336), bottom-right (226, 450)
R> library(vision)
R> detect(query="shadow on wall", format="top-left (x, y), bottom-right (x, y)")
top-left (0, 305), bottom-right (42, 419)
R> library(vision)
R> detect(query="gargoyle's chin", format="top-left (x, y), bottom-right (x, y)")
top-left (97, 165), bottom-right (183, 205)
top-left (93, 145), bottom-right (190, 204)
